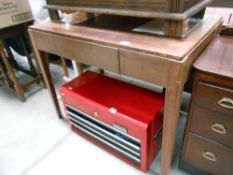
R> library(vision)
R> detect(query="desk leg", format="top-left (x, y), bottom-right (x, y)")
top-left (161, 63), bottom-right (184, 175)
top-left (29, 31), bottom-right (62, 118)
top-left (39, 51), bottom-right (63, 118)
top-left (76, 62), bottom-right (84, 75)
top-left (61, 57), bottom-right (69, 77)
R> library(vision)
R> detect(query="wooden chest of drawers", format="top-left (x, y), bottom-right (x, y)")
top-left (45, 0), bottom-right (202, 13)
top-left (180, 33), bottom-right (233, 174)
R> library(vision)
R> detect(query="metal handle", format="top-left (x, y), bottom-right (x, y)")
top-left (218, 97), bottom-right (233, 109)
top-left (202, 151), bottom-right (217, 162)
top-left (71, 122), bottom-right (141, 164)
top-left (211, 123), bottom-right (226, 135)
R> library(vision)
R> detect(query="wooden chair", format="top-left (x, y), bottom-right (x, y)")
top-left (0, 59), bottom-right (11, 87)
top-left (0, 41), bottom-right (43, 102)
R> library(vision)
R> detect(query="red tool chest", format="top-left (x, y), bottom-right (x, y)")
top-left (60, 71), bottom-right (164, 172)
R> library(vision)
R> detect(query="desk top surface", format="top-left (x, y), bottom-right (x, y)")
top-left (194, 34), bottom-right (233, 79)
top-left (30, 15), bottom-right (221, 61)
top-left (206, 7), bottom-right (233, 27)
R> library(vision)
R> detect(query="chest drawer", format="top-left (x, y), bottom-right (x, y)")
top-left (190, 106), bottom-right (233, 148)
top-left (182, 133), bottom-right (233, 175)
top-left (195, 82), bottom-right (233, 117)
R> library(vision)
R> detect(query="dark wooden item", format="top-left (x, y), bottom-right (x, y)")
top-left (0, 22), bottom-right (44, 102)
top-left (181, 29), bottom-right (233, 175)
top-left (209, 0), bottom-right (233, 7)
top-left (48, 56), bottom-right (69, 77)
top-left (0, 42), bottom-right (26, 101)
top-left (0, 22), bottom-right (37, 76)
top-left (46, 0), bottom-right (199, 13)
top-left (28, 15), bottom-right (221, 175)
top-left (0, 57), bottom-right (12, 87)
top-left (44, 0), bottom-right (212, 37)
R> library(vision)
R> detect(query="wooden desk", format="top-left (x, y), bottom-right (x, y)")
top-left (28, 15), bottom-right (221, 175)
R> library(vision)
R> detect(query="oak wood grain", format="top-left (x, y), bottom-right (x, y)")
top-left (29, 15), bottom-right (221, 61)
top-left (119, 49), bottom-right (169, 87)
top-left (32, 30), bottom-right (120, 73)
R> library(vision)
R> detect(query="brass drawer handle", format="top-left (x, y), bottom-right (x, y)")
top-left (211, 123), bottom-right (226, 135)
top-left (202, 151), bottom-right (217, 162)
top-left (218, 97), bottom-right (233, 109)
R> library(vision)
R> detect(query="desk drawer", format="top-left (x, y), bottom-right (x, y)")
top-left (33, 31), bottom-right (120, 73)
top-left (190, 106), bottom-right (233, 148)
top-left (195, 82), bottom-right (233, 117)
top-left (119, 49), bottom-right (169, 87)
top-left (183, 133), bottom-right (233, 175)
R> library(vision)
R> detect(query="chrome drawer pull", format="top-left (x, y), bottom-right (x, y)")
top-left (202, 151), bottom-right (217, 162)
top-left (218, 97), bottom-right (233, 109)
top-left (211, 123), bottom-right (226, 135)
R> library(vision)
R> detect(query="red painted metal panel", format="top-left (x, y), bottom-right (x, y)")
top-left (60, 71), bottom-right (164, 172)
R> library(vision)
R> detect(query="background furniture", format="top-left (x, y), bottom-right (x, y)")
top-left (46, 55), bottom-right (69, 78)
top-left (0, 22), bottom-right (44, 101)
top-left (0, 47), bottom-right (12, 87)
top-left (210, 0), bottom-right (233, 7)
top-left (45, 0), bottom-right (205, 13)
top-left (180, 29), bottom-right (233, 174)
top-left (44, 0), bottom-right (212, 37)
top-left (28, 15), bottom-right (221, 175)
top-left (0, 22), bottom-right (38, 77)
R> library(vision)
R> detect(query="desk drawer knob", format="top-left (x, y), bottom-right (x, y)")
top-left (202, 151), bottom-right (217, 162)
top-left (218, 97), bottom-right (233, 109)
top-left (211, 123), bottom-right (226, 135)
